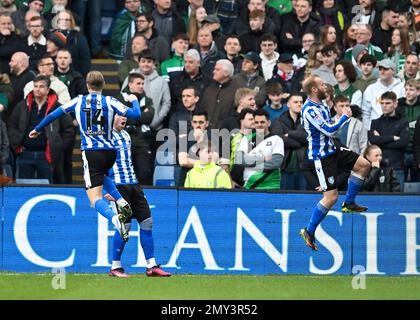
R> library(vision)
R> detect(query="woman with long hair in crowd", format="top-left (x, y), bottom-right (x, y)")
top-left (343, 23), bottom-right (358, 50)
top-left (319, 24), bottom-right (342, 57)
top-left (54, 10), bottom-right (91, 77)
top-left (305, 43), bottom-right (323, 78)
top-left (188, 6), bottom-right (207, 47)
top-left (386, 27), bottom-right (412, 73)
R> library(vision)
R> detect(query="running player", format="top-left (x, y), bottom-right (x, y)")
top-left (300, 75), bottom-right (371, 251)
top-left (29, 71), bottom-right (141, 241)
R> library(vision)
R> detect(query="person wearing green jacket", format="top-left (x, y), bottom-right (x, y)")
top-left (184, 141), bottom-right (232, 189)
top-left (108, 0), bottom-right (151, 61)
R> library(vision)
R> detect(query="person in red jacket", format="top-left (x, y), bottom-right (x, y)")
top-left (7, 75), bottom-right (74, 183)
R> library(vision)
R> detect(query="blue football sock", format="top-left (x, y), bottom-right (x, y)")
top-left (103, 176), bottom-right (122, 201)
top-left (112, 231), bottom-right (126, 261)
top-left (307, 202), bottom-right (329, 235)
top-left (140, 229), bottom-right (154, 260)
top-left (345, 174), bottom-right (365, 204)
top-left (94, 199), bottom-right (115, 221)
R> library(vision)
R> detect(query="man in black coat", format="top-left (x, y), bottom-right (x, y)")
top-left (278, 0), bottom-right (322, 55)
top-left (368, 91), bottom-right (409, 189)
top-left (116, 72), bottom-right (155, 186)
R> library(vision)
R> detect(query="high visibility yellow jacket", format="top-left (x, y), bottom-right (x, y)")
top-left (184, 162), bottom-right (232, 189)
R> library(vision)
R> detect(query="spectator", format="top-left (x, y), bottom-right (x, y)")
top-left (236, 108), bottom-right (284, 190)
top-left (54, 48), bottom-right (87, 99)
top-left (0, 0), bottom-right (17, 15)
top-left (223, 34), bottom-right (243, 74)
top-left (312, 44), bottom-right (338, 86)
top-left (279, 0), bottom-right (322, 55)
top-left (229, 107), bottom-right (255, 187)
top-left (45, 0), bottom-right (68, 30)
top-left (108, 0), bottom-right (143, 61)
top-left (68, 0), bottom-right (103, 58)
top-left (11, 1), bottom-right (44, 37)
top-left (0, 73), bottom-right (13, 119)
top-left (187, 5), bottom-right (207, 47)
top-left (333, 95), bottom-right (368, 154)
top-left (343, 23), bottom-right (358, 50)
top-left (351, 0), bottom-right (381, 27)
top-left (203, 0), bottom-right (238, 35)
top-left (169, 48), bottom-right (210, 114)
top-left (160, 32), bottom-right (189, 82)
top-left (386, 27), bottom-right (412, 73)
top-left (353, 54), bottom-right (378, 92)
top-left (263, 81), bottom-right (288, 122)
top-left (270, 53), bottom-right (304, 94)
top-left (368, 91), bottom-right (409, 188)
top-left (184, 140), bottom-right (232, 188)
top-left (362, 58), bottom-right (405, 129)
top-left (259, 33), bottom-right (279, 81)
top-left (0, 13), bottom-right (21, 74)
top-left (239, 9), bottom-right (268, 54)
top-left (202, 59), bottom-right (237, 129)
top-left (362, 144), bottom-right (401, 192)
top-left (231, 51), bottom-right (266, 107)
top-left (118, 72), bottom-right (155, 186)
top-left (135, 12), bottom-right (171, 64)
top-left (46, 30), bottom-right (67, 60)
top-left (371, 5), bottom-right (400, 54)
top-left (24, 54), bottom-right (71, 105)
top-left (20, 15), bottom-right (46, 70)
top-left (118, 33), bottom-right (148, 86)
top-left (54, 48), bottom-right (86, 184)
top-left (235, 0), bottom-right (279, 37)
top-left (194, 27), bottom-right (225, 76)
top-left (55, 10), bottom-right (91, 77)
top-left (319, 24), bottom-right (342, 56)
top-left (201, 14), bottom-right (226, 53)
top-left (334, 60), bottom-right (362, 106)
top-left (398, 53), bottom-right (420, 82)
top-left (220, 87), bottom-right (257, 131)
top-left (316, 0), bottom-right (345, 45)
top-left (344, 24), bottom-right (384, 68)
top-left (7, 75), bottom-right (74, 183)
top-left (126, 49), bottom-right (171, 131)
top-left (396, 79), bottom-right (420, 182)
top-left (152, 0), bottom-right (185, 45)
top-left (7, 52), bottom-right (36, 119)
top-left (293, 32), bottom-right (315, 71)
top-left (270, 93), bottom-right (308, 190)
top-left (176, 110), bottom-right (214, 186)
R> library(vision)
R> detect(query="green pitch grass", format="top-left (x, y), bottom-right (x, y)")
top-left (0, 273), bottom-right (419, 300)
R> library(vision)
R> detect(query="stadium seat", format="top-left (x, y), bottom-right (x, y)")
top-left (403, 182), bottom-right (420, 193)
top-left (153, 165), bottom-right (175, 186)
top-left (15, 179), bottom-right (50, 185)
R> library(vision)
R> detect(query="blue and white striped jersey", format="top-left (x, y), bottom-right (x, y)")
top-left (108, 129), bottom-right (138, 185)
top-left (301, 99), bottom-right (349, 160)
top-left (61, 93), bottom-right (129, 150)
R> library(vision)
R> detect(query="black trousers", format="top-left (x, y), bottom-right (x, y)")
top-left (131, 145), bottom-right (154, 186)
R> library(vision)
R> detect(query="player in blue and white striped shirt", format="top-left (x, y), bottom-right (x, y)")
top-left (105, 114), bottom-right (171, 277)
top-left (29, 71), bottom-right (142, 242)
top-left (299, 76), bottom-right (371, 251)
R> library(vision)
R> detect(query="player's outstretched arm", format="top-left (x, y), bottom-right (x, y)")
top-left (28, 107), bottom-right (66, 138)
top-left (305, 107), bottom-right (350, 137)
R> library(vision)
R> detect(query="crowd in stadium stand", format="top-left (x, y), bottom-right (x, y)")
top-left (0, 0), bottom-right (419, 192)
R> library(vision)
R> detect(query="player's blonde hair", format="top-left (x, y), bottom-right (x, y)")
top-left (86, 71), bottom-right (105, 91)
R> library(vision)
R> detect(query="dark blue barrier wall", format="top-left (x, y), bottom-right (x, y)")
top-left (1, 186), bottom-right (419, 275)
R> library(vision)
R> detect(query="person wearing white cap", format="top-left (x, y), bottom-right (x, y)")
top-left (361, 58), bottom-right (406, 130)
